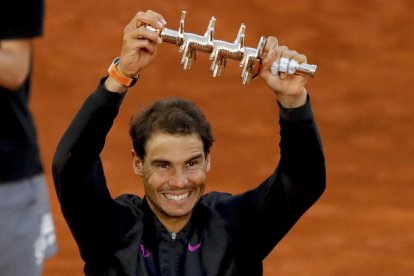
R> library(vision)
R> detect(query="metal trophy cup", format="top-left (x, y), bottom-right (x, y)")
top-left (149, 11), bottom-right (317, 84)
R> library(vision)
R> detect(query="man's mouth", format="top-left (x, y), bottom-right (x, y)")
top-left (163, 192), bottom-right (190, 201)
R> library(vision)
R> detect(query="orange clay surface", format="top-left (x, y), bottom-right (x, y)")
top-left (31, 1), bottom-right (414, 275)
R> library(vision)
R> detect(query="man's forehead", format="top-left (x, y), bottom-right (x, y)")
top-left (145, 132), bottom-right (204, 159)
top-left (147, 131), bottom-right (202, 143)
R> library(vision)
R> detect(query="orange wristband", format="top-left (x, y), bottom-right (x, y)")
top-left (107, 57), bottom-right (138, 87)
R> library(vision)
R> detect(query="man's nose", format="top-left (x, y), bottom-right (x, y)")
top-left (169, 167), bottom-right (188, 187)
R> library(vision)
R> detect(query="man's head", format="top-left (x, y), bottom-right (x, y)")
top-left (129, 98), bottom-right (214, 160)
top-left (129, 98), bottom-right (214, 230)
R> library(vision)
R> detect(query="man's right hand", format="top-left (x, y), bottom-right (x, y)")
top-left (105, 10), bottom-right (166, 92)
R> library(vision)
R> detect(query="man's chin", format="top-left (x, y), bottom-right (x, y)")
top-left (162, 201), bottom-right (199, 217)
top-left (162, 207), bottom-right (192, 218)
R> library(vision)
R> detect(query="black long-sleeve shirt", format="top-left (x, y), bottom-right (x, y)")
top-left (0, 0), bottom-right (45, 182)
top-left (52, 79), bottom-right (326, 276)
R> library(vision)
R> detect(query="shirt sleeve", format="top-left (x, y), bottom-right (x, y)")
top-left (52, 78), bottom-right (135, 262)
top-left (214, 96), bottom-right (326, 260)
top-left (0, 0), bottom-right (45, 39)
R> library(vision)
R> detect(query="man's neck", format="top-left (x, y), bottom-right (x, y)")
top-left (146, 200), bottom-right (192, 233)
top-left (157, 213), bottom-right (191, 233)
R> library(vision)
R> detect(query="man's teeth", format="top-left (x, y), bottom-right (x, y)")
top-left (164, 192), bottom-right (190, 201)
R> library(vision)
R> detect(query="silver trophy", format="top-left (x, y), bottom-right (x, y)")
top-left (150, 11), bottom-right (317, 84)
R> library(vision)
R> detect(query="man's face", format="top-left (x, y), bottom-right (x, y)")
top-left (133, 132), bottom-right (210, 224)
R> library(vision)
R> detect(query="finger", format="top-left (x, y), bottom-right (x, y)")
top-left (260, 36), bottom-right (278, 75)
top-left (118, 40), bottom-right (157, 75)
top-left (292, 53), bottom-right (307, 64)
top-left (124, 39), bottom-right (157, 55)
top-left (285, 50), bottom-right (298, 75)
top-left (282, 51), bottom-right (302, 75)
top-left (263, 45), bottom-right (288, 78)
top-left (129, 26), bottom-right (162, 45)
top-left (260, 48), bottom-right (277, 79)
top-left (134, 10), bottom-right (167, 30)
top-left (273, 45), bottom-right (287, 60)
top-left (264, 36), bottom-right (278, 53)
top-left (279, 47), bottom-right (297, 79)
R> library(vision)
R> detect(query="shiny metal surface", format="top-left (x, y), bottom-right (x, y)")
top-left (151, 11), bottom-right (317, 84)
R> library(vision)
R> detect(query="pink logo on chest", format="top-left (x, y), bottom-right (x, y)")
top-left (188, 241), bottom-right (202, 252)
top-left (139, 243), bottom-right (151, 258)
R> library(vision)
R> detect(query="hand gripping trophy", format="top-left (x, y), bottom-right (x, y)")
top-left (148, 11), bottom-right (317, 84)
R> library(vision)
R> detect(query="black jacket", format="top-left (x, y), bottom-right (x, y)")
top-left (52, 79), bottom-right (326, 275)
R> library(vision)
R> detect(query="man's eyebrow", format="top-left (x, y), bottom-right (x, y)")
top-left (150, 153), bottom-right (204, 165)
top-left (150, 159), bottom-right (171, 166)
top-left (186, 153), bottom-right (204, 163)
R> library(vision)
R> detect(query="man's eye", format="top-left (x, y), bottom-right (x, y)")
top-left (157, 163), bottom-right (169, 169)
top-left (187, 160), bottom-right (199, 167)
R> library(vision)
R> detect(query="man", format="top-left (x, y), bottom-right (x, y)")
top-left (53, 10), bottom-right (325, 275)
top-left (0, 0), bottom-right (57, 275)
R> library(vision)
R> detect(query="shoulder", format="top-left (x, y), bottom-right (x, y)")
top-left (115, 194), bottom-right (145, 217)
top-left (200, 191), bottom-right (233, 206)
top-left (115, 193), bottom-right (143, 206)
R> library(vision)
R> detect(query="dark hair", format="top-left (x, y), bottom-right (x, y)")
top-left (129, 98), bottom-right (214, 159)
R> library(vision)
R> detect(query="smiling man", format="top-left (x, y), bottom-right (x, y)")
top-left (130, 100), bottom-right (213, 234)
top-left (52, 10), bottom-right (325, 276)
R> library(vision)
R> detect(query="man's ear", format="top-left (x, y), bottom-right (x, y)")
top-left (131, 150), bottom-right (144, 176)
top-left (205, 154), bottom-right (211, 172)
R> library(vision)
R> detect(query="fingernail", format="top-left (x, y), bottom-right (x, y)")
top-left (156, 21), bottom-right (164, 28)
top-left (157, 18), bottom-right (166, 28)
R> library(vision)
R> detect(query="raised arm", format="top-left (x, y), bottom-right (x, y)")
top-left (52, 10), bottom-right (166, 262)
top-left (210, 37), bottom-right (326, 260)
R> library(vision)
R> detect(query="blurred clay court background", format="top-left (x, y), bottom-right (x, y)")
top-left (29, 0), bottom-right (413, 275)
